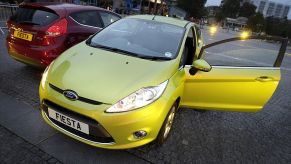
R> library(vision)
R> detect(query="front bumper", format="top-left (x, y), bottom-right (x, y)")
top-left (39, 83), bottom-right (174, 149)
top-left (41, 100), bottom-right (115, 144)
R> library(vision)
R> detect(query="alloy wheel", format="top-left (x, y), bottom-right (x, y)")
top-left (163, 105), bottom-right (176, 139)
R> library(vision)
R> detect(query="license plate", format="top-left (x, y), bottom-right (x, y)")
top-left (48, 108), bottom-right (89, 134)
top-left (13, 31), bottom-right (33, 41)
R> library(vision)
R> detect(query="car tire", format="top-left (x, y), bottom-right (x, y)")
top-left (156, 102), bottom-right (177, 146)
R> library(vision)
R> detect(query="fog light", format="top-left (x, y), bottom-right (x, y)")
top-left (133, 131), bottom-right (147, 139)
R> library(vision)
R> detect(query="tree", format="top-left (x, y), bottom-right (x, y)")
top-left (221, 0), bottom-right (240, 18)
top-left (177, 0), bottom-right (207, 18)
top-left (287, 21), bottom-right (291, 38)
top-left (239, 2), bottom-right (257, 18)
top-left (247, 13), bottom-right (264, 32)
top-left (264, 16), bottom-right (290, 37)
top-left (215, 8), bottom-right (224, 22)
top-left (219, 0), bottom-right (256, 20)
top-left (280, 18), bottom-right (289, 37)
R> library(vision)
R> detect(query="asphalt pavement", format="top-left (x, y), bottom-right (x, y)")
top-left (0, 27), bottom-right (291, 164)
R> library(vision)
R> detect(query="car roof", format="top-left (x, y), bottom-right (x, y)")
top-left (22, 2), bottom-right (103, 10)
top-left (20, 2), bottom-right (107, 15)
top-left (127, 15), bottom-right (191, 28)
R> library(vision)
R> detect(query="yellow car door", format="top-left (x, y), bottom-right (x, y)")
top-left (181, 36), bottom-right (288, 112)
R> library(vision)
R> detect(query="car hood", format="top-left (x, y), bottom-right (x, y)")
top-left (48, 42), bottom-right (178, 104)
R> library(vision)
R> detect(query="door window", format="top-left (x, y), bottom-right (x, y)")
top-left (70, 11), bottom-right (103, 28)
top-left (194, 25), bottom-right (202, 47)
top-left (180, 27), bottom-right (195, 66)
top-left (99, 12), bottom-right (120, 27)
top-left (203, 38), bottom-right (282, 67)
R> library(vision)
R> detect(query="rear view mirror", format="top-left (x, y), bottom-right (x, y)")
top-left (189, 59), bottom-right (212, 75)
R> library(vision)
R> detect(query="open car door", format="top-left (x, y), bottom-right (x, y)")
top-left (182, 36), bottom-right (288, 112)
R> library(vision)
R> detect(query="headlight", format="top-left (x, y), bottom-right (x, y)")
top-left (106, 80), bottom-right (168, 113)
top-left (209, 26), bottom-right (218, 35)
top-left (241, 31), bottom-right (250, 39)
top-left (40, 65), bottom-right (50, 89)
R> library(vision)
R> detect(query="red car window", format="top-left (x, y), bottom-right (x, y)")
top-left (99, 11), bottom-right (120, 27)
top-left (10, 7), bottom-right (59, 26)
top-left (70, 11), bottom-right (103, 28)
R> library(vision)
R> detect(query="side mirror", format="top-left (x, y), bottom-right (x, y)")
top-left (189, 59), bottom-right (212, 75)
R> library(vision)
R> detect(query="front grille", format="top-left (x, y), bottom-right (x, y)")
top-left (49, 83), bottom-right (107, 105)
top-left (42, 100), bottom-right (114, 144)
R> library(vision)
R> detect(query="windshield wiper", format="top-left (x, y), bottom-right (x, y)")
top-left (90, 44), bottom-right (142, 56)
top-left (89, 43), bottom-right (172, 61)
top-left (18, 21), bottom-right (40, 25)
top-left (136, 55), bottom-right (172, 61)
top-left (91, 44), bottom-right (122, 52)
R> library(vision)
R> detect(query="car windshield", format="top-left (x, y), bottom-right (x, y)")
top-left (88, 18), bottom-right (185, 60)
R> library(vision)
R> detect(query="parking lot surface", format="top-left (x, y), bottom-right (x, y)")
top-left (0, 27), bottom-right (291, 163)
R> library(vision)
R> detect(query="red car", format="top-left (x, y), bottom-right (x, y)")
top-left (6, 3), bottom-right (121, 67)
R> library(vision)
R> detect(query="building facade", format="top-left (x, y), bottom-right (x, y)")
top-left (250, 0), bottom-right (290, 18)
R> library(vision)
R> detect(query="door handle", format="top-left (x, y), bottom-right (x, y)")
top-left (256, 76), bottom-right (274, 82)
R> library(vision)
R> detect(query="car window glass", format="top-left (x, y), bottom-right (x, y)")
top-left (195, 25), bottom-right (202, 46)
top-left (70, 11), bottom-right (102, 28)
top-left (99, 12), bottom-right (120, 27)
top-left (187, 27), bottom-right (193, 38)
top-left (10, 7), bottom-right (59, 26)
top-left (181, 27), bottom-right (195, 66)
top-left (204, 39), bottom-right (281, 67)
top-left (90, 18), bottom-right (185, 59)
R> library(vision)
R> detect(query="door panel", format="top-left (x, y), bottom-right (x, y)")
top-left (182, 66), bottom-right (280, 112)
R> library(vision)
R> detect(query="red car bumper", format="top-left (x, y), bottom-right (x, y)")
top-left (6, 36), bottom-right (67, 68)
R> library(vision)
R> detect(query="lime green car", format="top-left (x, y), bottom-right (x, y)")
top-left (39, 15), bottom-right (287, 149)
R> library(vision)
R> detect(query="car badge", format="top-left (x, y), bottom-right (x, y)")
top-left (63, 90), bottom-right (79, 101)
